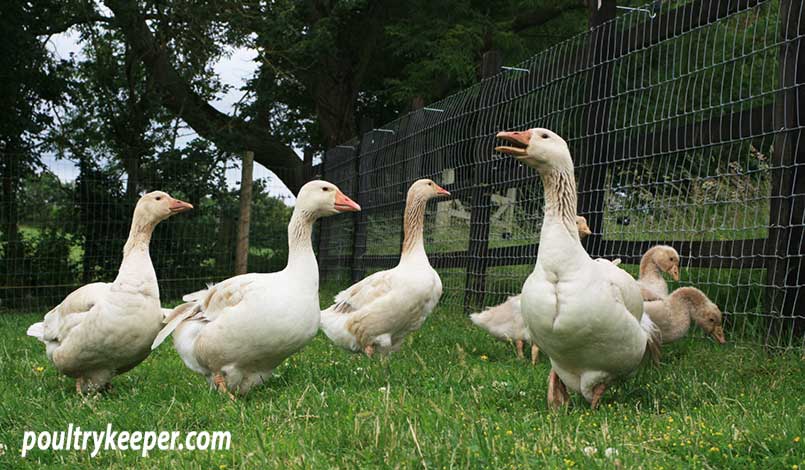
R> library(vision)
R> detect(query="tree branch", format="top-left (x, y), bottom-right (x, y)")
top-left (103, 0), bottom-right (304, 193)
top-left (511, 2), bottom-right (586, 33)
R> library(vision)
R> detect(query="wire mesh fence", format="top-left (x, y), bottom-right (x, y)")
top-left (0, 156), bottom-right (294, 312)
top-left (317, 0), bottom-right (804, 350)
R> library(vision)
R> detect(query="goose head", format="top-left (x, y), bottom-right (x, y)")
top-left (678, 288), bottom-right (726, 344)
top-left (296, 180), bottom-right (360, 218)
top-left (496, 128), bottom-right (573, 171)
top-left (576, 216), bottom-right (592, 239)
top-left (134, 191), bottom-right (193, 225)
top-left (646, 245), bottom-right (680, 281)
top-left (408, 178), bottom-right (451, 201)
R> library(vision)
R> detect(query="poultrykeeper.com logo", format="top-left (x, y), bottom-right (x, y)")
top-left (21, 424), bottom-right (231, 457)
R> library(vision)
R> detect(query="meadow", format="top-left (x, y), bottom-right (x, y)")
top-left (1, 287), bottom-right (803, 469)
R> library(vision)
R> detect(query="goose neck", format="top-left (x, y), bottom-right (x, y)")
top-left (540, 167), bottom-right (579, 236)
top-left (401, 192), bottom-right (428, 261)
top-left (286, 208), bottom-right (317, 273)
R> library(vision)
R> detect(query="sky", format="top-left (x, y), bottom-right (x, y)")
top-left (43, 31), bottom-right (296, 203)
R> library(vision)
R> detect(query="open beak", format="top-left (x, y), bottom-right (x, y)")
top-left (334, 190), bottom-right (361, 212)
top-left (495, 130), bottom-right (532, 158)
top-left (169, 199), bottom-right (194, 213)
top-left (711, 326), bottom-right (726, 345)
top-left (434, 183), bottom-right (451, 197)
top-left (670, 265), bottom-right (680, 281)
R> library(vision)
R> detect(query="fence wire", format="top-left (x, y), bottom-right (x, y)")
top-left (0, 157), bottom-right (293, 311)
top-left (318, 0), bottom-right (805, 350)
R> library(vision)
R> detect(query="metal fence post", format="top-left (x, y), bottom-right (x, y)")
top-left (463, 49), bottom-right (502, 313)
top-left (767, 0), bottom-right (805, 342)
top-left (577, 0), bottom-right (617, 253)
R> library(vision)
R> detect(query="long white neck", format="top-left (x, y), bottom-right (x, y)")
top-left (286, 208), bottom-right (318, 278)
top-left (536, 166), bottom-right (587, 273)
top-left (400, 191), bottom-right (429, 263)
top-left (115, 212), bottom-right (159, 298)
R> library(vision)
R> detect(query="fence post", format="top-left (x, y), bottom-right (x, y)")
top-left (577, 0), bottom-right (617, 253)
top-left (234, 150), bottom-right (254, 275)
top-left (351, 117), bottom-right (374, 282)
top-left (463, 49), bottom-right (502, 313)
top-left (767, 0), bottom-right (805, 342)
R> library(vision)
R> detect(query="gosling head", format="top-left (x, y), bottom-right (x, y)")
top-left (576, 216), bottom-right (592, 239)
top-left (495, 128), bottom-right (573, 171)
top-left (296, 180), bottom-right (360, 218)
top-left (646, 245), bottom-right (681, 281)
top-left (683, 289), bottom-right (726, 345)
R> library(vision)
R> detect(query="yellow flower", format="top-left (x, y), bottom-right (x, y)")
top-left (794, 436), bottom-right (801, 443)
top-left (219, 466), bottom-right (227, 470)
top-left (668, 417), bottom-right (674, 423)
top-left (709, 447), bottom-right (719, 452)
top-left (480, 355), bottom-right (488, 361)
top-left (792, 466), bottom-right (798, 470)
top-left (506, 430), bottom-right (513, 436)
top-left (34, 366), bottom-right (44, 373)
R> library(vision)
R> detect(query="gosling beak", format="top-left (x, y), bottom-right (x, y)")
top-left (169, 199), bottom-right (194, 213)
top-left (580, 225), bottom-right (592, 239)
top-left (711, 326), bottom-right (726, 345)
top-left (433, 183), bottom-right (451, 197)
top-left (495, 130), bottom-right (532, 158)
top-left (334, 190), bottom-right (361, 212)
top-left (670, 265), bottom-right (680, 281)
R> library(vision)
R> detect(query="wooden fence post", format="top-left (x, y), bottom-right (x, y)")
top-left (463, 49), bottom-right (502, 313)
top-left (234, 150), bottom-right (254, 275)
top-left (767, 0), bottom-right (805, 342)
top-left (577, 0), bottom-right (617, 253)
top-left (351, 117), bottom-right (374, 282)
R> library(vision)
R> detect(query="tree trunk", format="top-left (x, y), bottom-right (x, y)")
top-left (104, 0), bottom-right (304, 194)
top-left (234, 151), bottom-right (254, 275)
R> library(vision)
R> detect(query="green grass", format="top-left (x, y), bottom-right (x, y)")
top-left (1, 293), bottom-right (803, 469)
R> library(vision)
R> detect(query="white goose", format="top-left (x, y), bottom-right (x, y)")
top-left (320, 179), bottom-right (450, 356)
top-left (151, 180), bottom-right (359, 397)
top-left (26, 191), bottom-right (193, 393)
top-left (470, 216), bottom-right (593, 364)
top-left (496, 128), bottom-right (660, 409)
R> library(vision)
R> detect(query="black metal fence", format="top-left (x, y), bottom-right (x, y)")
top-left (316, 0), bottom-right (804, 349)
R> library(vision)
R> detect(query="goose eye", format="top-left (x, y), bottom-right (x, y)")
top-left (322, 187), bottom-right (329, 192)
top-left (541, 134), bottom-right (549, 139)
top-left (155, 197), bottom-right (162, 201)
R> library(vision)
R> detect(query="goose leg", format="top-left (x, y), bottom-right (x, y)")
top-left (75, 378), bottom-right (84, 395)
top-left (547, 369), bottom-right (569, 409)
top-left (531, 344), bottom-right (540, 365)
top-left (590, 383), bottom-right (607, 410)
top-left (364, 344), bottom-right (375, 358)
top-left (213, 373), bottom-right (236, 401)
top-left (515, 340), bottom-right (524, 359)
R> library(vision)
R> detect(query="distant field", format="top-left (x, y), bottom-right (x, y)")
top-left (1, 287), bottom-right (802, 469)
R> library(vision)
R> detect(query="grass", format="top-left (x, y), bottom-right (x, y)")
top-left (1, 290), bottom-right (803, 469)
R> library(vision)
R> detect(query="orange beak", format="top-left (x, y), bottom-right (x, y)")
top-left (711, 326), bottom-right (726, 345)
top-left (433, 183), bottom-right (451, 197)
top-left (670, 265), bottom-right (680, 281)
top-left (495, 130), bottom-right (532, 157)
top-left (334, 190), bottom-right (361, 212)
top-left (169, 198), bottom-right (194, 213)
